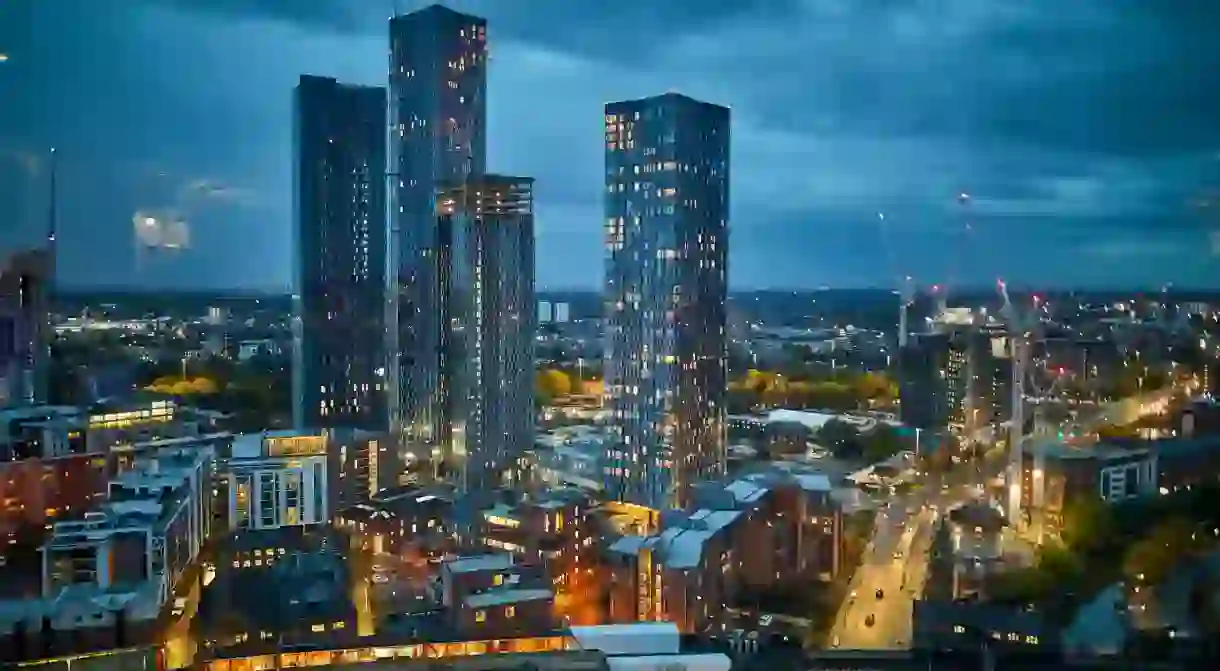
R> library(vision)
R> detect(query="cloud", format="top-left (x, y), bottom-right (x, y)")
top-left (179, 178), bottom-right (262, 209)
top-left (6, 0), bottom-right (1219, 289)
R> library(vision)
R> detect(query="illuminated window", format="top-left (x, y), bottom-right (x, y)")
top-left (505, 606), bottom-right (516, 618)
top-left (311, 624), bottom-right (325, 632)
top-left (953, 625), bottom-right (966, 634)
top-left (475, 610), bottom-right (486, 623)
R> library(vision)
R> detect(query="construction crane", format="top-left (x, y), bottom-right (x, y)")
top-left (996, 279), bottom-right (1037, 524)
top-left (875, 211), bottom-right (917, 349)
top-left (898, 275), bottom-right (915, 348)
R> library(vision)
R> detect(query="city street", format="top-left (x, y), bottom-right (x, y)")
top-left (163, 566), bottom-right (204, 669)
top-left (828, 470), bottom-right (992, 650)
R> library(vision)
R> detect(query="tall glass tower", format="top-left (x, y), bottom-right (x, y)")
top-left (292, 75), bottom-right (387, 431)
top-left (603, 93), bottom-right (730, 510)
top-left (388, 6), bottom-right (487, 473)
top-left (437, 175), bottom-right (536, 494)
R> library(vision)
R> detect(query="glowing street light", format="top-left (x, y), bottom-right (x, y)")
top-left (0, 54), bottom-right (9, 63)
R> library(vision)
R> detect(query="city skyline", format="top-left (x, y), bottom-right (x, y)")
top-left (2, 0), bottom-right (1220, 292)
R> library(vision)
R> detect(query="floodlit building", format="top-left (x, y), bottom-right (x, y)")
top-left (223, 431), bottom-right (331, 531)
top-left (603, 93), bottom-right (730, 510)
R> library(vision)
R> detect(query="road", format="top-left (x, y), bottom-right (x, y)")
top-left (829, 466), bottom-right (997, 650)
top-left (824, 384), bottom-right (1180, 651)
top-left (162, 565), bottom-right (205, 669)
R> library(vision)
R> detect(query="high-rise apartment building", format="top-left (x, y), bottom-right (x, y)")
top-left (292, 75), bottom-right (387, 432)
top-left (0, 249), bottom-right (51, 407)
top-left (388, 6), bottom-right (488, 468)
top-left (898, 331), bottom-right (951, 432)
top-left (603, 93), bottom-right (730, 510)
top-left (436, 175), bottom-right (536, 492)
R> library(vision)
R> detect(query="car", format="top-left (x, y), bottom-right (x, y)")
top-left (875, 589), bottom-right (884, 600)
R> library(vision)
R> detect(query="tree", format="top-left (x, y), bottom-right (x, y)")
top-left (919, 448), bottom-right (953, 474)
top-left (744, 369), bottom-right (772, 393)
top-left (1097, 423), bottom-right (1141, 441)
top-left (853, 372), bottom-right (895, 402)
top-left (988, 566), bottom-right (1050, 604)
top-left (860, 423), bottom-right (907, 462)
top-left (1060, 496), bottom-right (1116, 554)
top-left (817, 419), bottom-right (861, 458)
top-left (190, 377), bottom-right (220, 395)
top-left (1036, 545), bottom-right (1085, 584)
top-left (535, 369), bottom-right (572, 403)
top-left (1123, 517), bottom-right (1197, 585)
top-left (727, 385), bottom-right (759, 414)
top-left (760, 374), bottom-right (790, 407)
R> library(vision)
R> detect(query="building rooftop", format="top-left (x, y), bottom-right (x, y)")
top-left (0, 577), bottom-right (163, 634)
top-left (687, 509), bottom-right (743, 533)
top-left (723, 478), bottom-right (767, 505)
top-left (442, 554), bottom-right (516, 574)
top-left (266, 651), bottom-right (609, 671)
top-left (606, 535), bottom-right (650, 557)
top-left (463, 587), bottom-right (553, 609)
top-left (660, 527), bottom-right (715, 570)
top-left (569, 622), bottom-right (680, 656)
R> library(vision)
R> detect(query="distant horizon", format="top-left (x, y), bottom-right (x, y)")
top-left (52, 283), bottom-right (1220, 298)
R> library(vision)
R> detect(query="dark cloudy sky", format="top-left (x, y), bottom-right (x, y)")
top-left (2, 0), bottom-right (1219, 291)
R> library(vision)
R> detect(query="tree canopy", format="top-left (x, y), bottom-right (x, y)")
top-left (144, 376), bottom-right (220, 396)
top-left (1123, 517), bottom-right (1199, 585)
top-left (535, 369), bottom-right (573, 404)
top-left (1060, 496), bottom-right (1116, 554)
top-left (728, 369), bottom-right (896, 413)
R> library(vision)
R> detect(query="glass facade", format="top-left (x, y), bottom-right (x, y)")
top-left (602, 93), bottom-right (730, 510)
top-left (388, 6), bottom-right (488, 470)
top-left (437, 175), bottom-right (536, 493)
top-left (292, 75), bottom-right (388, 432)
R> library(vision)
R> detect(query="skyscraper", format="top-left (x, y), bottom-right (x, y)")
top-left (292, 75), bottom-right (387, 431)
top-left (603, 93), bottom-right (730, 510)
top-left (898, 331), bottom-right (951, 432)
top-left (0, 248), bottom-right (52, 407)
top-left (388, 5), bottom-right (488, 469)
top-left (0, 147), bottom-right (55, 408)
top-left (437, 175), bottom-right (536, 492)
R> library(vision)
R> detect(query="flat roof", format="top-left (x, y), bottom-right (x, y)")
top-left (442, 554), bottom-right (516, 574)
top-left (688, 508), bottom-right (742, 533)
top-left (464, 588), bottom-right (553, 609)
top-left (662, 528), bottom-right (714, 569)
top-left (570, 622), bottom-right (681, 656)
